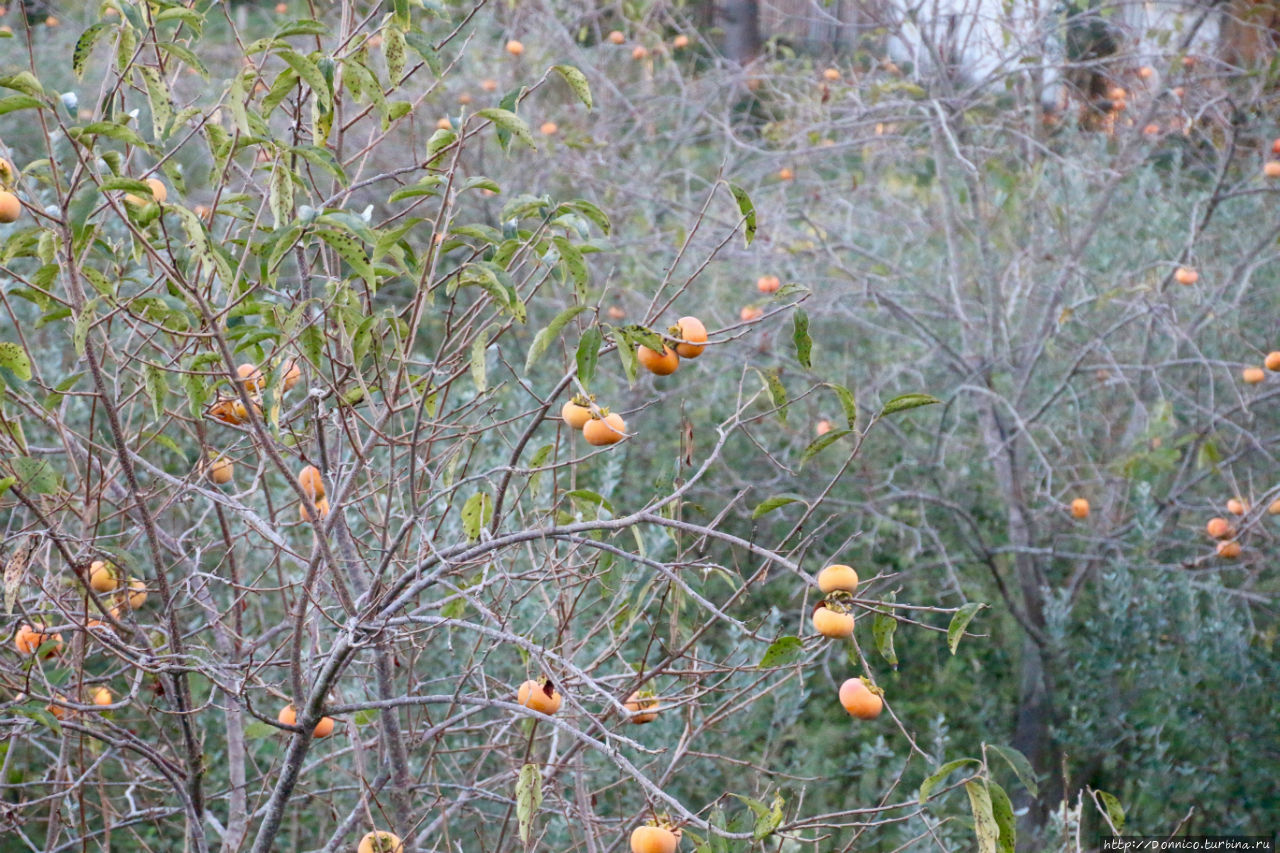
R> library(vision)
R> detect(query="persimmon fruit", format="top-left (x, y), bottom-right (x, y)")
top-left (299, 498), bottom-right (330, 524)
top-left (0, 190), bottom-right (20, 223)
top-left (1217, 540), bottom-right (1241, 559)
top-left (672, 316), bottom-right (707, 358)
top-left (14, 624), bottom-right (63, 657)
top-left (517, 678), bottom-right (562, 715)
top-left (607, 30), bottom-right (625, 44)
top-left (1174, 267), bottom-right (1198, 286)
top-left (1243, 367), bottom-right (1266, 384)
top-left (1071, 498), bottom-right (1090, 519)
top-left (630, 825), bottom-right (679, 853)
top-left (88, 560), bottom-right (119, 593)
top-left (206, 455), bottom-right (234, 485)
top-left (357, 832), bottom-right (404, 853)
top-left (1266, 352), bottom-right (1280, 372)
top-left (278, 704), bottom-right (336, 737)
top-left (756, 274), bottom-right (781, 294)
top-left (624, 691), bottom-right (659, 724)
top-left (816, 563), bottom-right (858, 594)
top-left (505, 39), bottom-right (524, 56)
top-left (813, 602), bottom-right (855, 638)
top-left (583, 413), bottom-right (626, 446)
top-left (839, 676), bottom-right (884, 719)
top-left (1227, 498), bottom-right (1248, 516)
top-left (298, 465), bottom-right (325, 500)
top-left (561, 398), bottom-right (593, 430)
top-left (1206, 517), bottom-right (1233, 539)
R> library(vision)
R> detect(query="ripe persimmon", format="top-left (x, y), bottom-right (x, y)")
top-left (672, 316), bottom-right (707, 358)
top-left (1174, 266), bottom-right (1198, 286)
top-left (1270, 499), bottom-right (1280, 515)
top-left (298, 465), bottom-right (325, 500)
top-left (839, 676), bottom-right (884, 719)
top-left (1243, 367), bottom-right (1266, 385)
top-left (1266, 352), bottom-right (1280, 372)
top-left (813, 602), bottom-right (855, 638)
top-left (1217, 540), bottom-right (1241, 558)
top-left (0, 190), bottom-right (20, 223)
top-left (624, 691), bottom-right (659, 724)
top-left (278, 704), bottom-right (336, 737)
top-left (91, 686), bottom-right (112, 707)
top-left (14, 624), bottom-right (63, 657)
top-left (118, 577), bottom-right (147, 610)
top-left (823, 67), bottom-right (841, 81)
top-left (672, 34), bottom-right (689, 49)
top-left (517, 678), bottom-right (562, 715)
top-left (817, 564), bottom-right (858, 594)
top-left (481, 78), bottom-right (498, 92)
top-left (1206, 517), bottom-right (1233, 539)
top-left (1138, 65), bottom-right (1154, 79)
top-left (274, 2), bottom-right (286, 12)
top-left (357, 831), bottom-right (404, 853)
top-left (756, 274), bottom-right (781, 294)
top-left (631, 45), bottom-right (649, 60)
top-left (206, 455), bottom-right (234, 485)
top-left (630, 825), bottom-right (680, 853)
top-left (299, 498), bottom-right (330, 524)
top-left (540, 121), bottom-right (558, 136)
top-left (88, 560), bottom-right (119, 593)
top-left (1071, 498), bottom-right (1090, 519)
top-left (816, 419), bottom-right (832, 436)
top-left (282, 359), bottom-right (302, 390)
top-left (1265, 161), bottom-right (1280, 179)
top-left (778, 167), bottom-right (795, 181)
top-left (607, 30), bottom-right (625, 44)
top-left (505, 39), bottom-right (524, 56)
top-left (208, 399), bottom-right (243, 425)
top-left (637, 343), bottom-right (679, 375)
top-left (435, 117), bottom-right (453, 131)
top-left (1227, 498), bottom-right (1248, 516)
top-left (561, 397), bottom-right (593, 430)
top-left (583, 413), bottom-right (626, 446)
top-left (739, 305), bottom-right (763, 322)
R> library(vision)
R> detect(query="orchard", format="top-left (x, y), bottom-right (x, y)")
top-left (0, 1), bottom-right (1277, 852)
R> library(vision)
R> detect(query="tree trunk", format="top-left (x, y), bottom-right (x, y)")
top-left (720, 0), bottom-right (762, 63)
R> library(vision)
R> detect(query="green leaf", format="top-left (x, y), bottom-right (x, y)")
top-left (0, 72), bottom-right (44, 98)
top-left (384, 27), bottom-right (407, 83)
top-left (985, 744), bottom-right (1039, 797)
top-left (242, 720), bottom-right (276, 739)
top-left (828, 382), bottom-right (857, 428)
top-left (516, 763), bottom-right (543, 844)
top-left (144, 364), bottom-right (167, 420)
top-left (762, 368), bottom-right (787, 422)
top-left (947, 602), bottom-right (986, 655)
top-left (880, 393), bottom-right (941, 416)
top-left (0, 95), bottom-right (43, 116)
top-left (919, 758), bottom-right (981, 804)
top-left (462, 492), bottom-right (493, 541)
top-left (873, 592), bottom-right (899, 668)
top-left (316, 229), bottom-right (375, 291)
top-left (566, 489), bottom-right (615, 516)
top-left (728, 182), bottom-right (756, 246)
top-left (73, 22), bottom-right (115, 79)
top-left (269, 161), bottom-right (293, 229)
top-left (988, 780), bottom-right (1016, 853)
top-left (524, 305), bottom-right (588, 372)
top-left (576, 328), bottom-right (601, 386)
top-left (470, 334), bottom-right (487, 393)
top-left (70, 121), bottom-right (149, 148)
top-left (792, 308), bottom-right (812, 368)
top-left (552, 64), bottom-right (592, 108)
top-left (798, 428), bottom-right (853, 468)
top-left (138, 65), bottom-right (173, 139)
top-left (276, 49), bottom-right (331, 111)
top-left (754, 792), bottom-right (785, 840)
top-left (751, 495), bottom-right (804, 519)
top-left (1096, 790), bottom-right (1125, 832)
top-left (965, 781), bottom-right (999, 853)
top-left (156, 41), bottom-right (209, 78)
top-left (0, 342), bottom-right (32, 381)
top-left (10, 456), bottom-right (59, 495)
top-left (477, 108), bottom-right (536, 151)
top-left (551, 235), bottom-right (588, 295)
top-left (758, 636), bottom-right (803, 667)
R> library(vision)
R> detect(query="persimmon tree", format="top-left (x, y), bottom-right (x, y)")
top-left (0, 2), bottom-right (1009, 853)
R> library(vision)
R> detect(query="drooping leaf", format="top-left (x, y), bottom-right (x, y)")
top-left (986, 743), bottom-right (1039, 797)
top-left (873, 592), bottom-right (899, 667)
top-left (470, 335), bottom-right (487, 393)
top-left (269, 160), bottom-right (293, 229)
top-left (575, 328), bottom-right (601, 386)
top-left (947, 602), bottom-right (986, 655)
top-left (965, 780), bottom-right (999, 853)
top-left (524, 306), bottom-right (588, 372)
top-left (828, 382), bottom-right (857, 428)
top-left (762, 368), bottom-right (787, 422)
top-left (0, 342), bottom-right (32, 381)
top-left (751, 495), bottom-right (805, 519)
top-left (728, 182), bottom-right (756, 246)
top-left (516, 763), bottom-right (543, 844)
top-left (462, 492), bottom-right (493, 541)
top-left (3, 533), bottom-right (39, 616)
top-left (552, 64), bottom-right (592, 109)
top-left (144, 364), bottom-right (167, 420)
top-left (477, 107), bottom-right (536, 151)
top-left (73, 22), bottom-right (115, 79)
top-left (10, 456), bottom-right (59, 495)
top-left (792, 309), bottom-right (812, 368)
top-left (798, 428), bottom-right (853, 468)
top-left (1096, 790), bottom-right (1125, 833)
top-left (988, 780), bottom-right (1016, 853)
top-left (0, 95), bottom-right (43, 116)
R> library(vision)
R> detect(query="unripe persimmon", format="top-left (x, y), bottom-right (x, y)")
top-left (839, 676), bottom-right (884, 720)
top-left (583, 413), bottom-right (626, 446)
top-left (630, 825), bottom-right (679, 853)
top-left (562, 399), bottom-right (592, 430)
top-left (1070, 498), bottom-right (1090, 519)
top-left (278, 704), bottom-right (335, 737)
top-left (672, 316), bottom-right (707, 358)
top-left (0, 190), bottom-right (20, 223)
top-left (1243, 367), bottom-right (1266, 385)
top-left (88, 560), bottom-right (119, 593)
top-left (1174, 266), bottom-right (1198, 286)
top-left (817, 564), bottom-right (858, 594)
top-left (517, 678), bottom-right (562, 715)
top-left (638, 344), bottom-right (679, 375)
top-left (813, 603), bottom-right (855, 638)
top-left (1206, 517), bottom-right (1233, 539)
top-left (14, 624), bottom-right (63, 657)
top-left (298, 465), bottom-right (325, 500)
top-left (624, 691), bottom-right (660, 724)
top-left (357, 832), bottom-right (404, 853)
